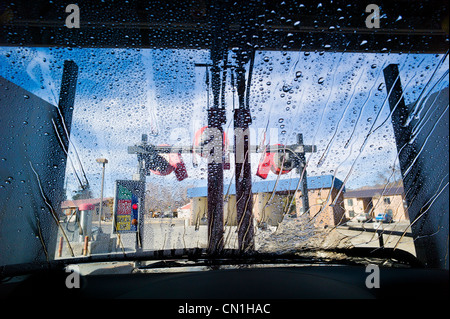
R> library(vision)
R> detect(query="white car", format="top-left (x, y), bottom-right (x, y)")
top-left (355, 213), bottom-right (371, 223)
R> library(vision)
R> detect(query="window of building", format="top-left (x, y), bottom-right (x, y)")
top-left (384, 197), bottom-right (391, 205)
top-left (347, 199), bottom-right (354, 206)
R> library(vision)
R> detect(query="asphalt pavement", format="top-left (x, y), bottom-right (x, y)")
top-left (57, 218), bottom-right (417, 259)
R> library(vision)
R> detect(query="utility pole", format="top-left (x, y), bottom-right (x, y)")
top-left (296, 134), bottom-right (310, 215)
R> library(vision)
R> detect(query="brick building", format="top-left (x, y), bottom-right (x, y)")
top-left (343, 187), bottom-right (409, 221)
top-left (187, 175), bottom-right (346, 229)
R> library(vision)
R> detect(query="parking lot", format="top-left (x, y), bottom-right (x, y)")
top-left (56, 217), bottom-right (416, 259)
top-left (335, 220), bottom-right (416, 256)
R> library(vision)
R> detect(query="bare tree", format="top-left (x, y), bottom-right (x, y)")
top-left (144, 182), bottom-right (193, 215)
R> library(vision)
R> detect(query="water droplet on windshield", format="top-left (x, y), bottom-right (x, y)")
top-left (282, 83), bottom-right (292, 92)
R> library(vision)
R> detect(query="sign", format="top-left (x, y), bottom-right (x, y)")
top-left (112, 180), bottom-right (144, 233)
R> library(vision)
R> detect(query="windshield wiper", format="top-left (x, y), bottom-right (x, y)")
top-left (1, 247), bottom-right (423, 280)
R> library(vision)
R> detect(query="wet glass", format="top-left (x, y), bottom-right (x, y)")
top-left (0, 1), bottom-right (448, 271)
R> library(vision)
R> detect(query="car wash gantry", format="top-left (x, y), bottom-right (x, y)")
top-left (120, 2), bottom-right (322, 255)
top-left (119, 0), bottom-right (447, 256)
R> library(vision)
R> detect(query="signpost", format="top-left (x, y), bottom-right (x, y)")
top-left (112, 180), bottom-right (144, 236)
top-left (296, 134), bottom-right (314, 215)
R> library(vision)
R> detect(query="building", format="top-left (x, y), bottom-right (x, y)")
top-left (177, 202), bottom-right (192, 219)
top-left (343, 187), bottom-right (408, 221)
top-left (187, 175), bottom-right (346, 229)
top-left (61, 197), bottom-right (114, 221)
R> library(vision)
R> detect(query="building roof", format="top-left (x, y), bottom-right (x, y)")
top-left (61, 197), bottom-right (113, 209)
top-left (187, 175), bottom-right (344, 198)
top-left (178, 203), bottom-right (192, 211)
top-left (343, 187), bottom-right (404, 199)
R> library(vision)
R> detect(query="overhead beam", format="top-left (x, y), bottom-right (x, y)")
top-left (1, 0), bottom-right (448, 53)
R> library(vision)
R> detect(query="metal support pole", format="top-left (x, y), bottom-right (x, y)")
top-left (98, 162), bottom-right (105, 230)
top-left (234, 51), bottom-right (255, 252)
top-left (96, 158), bottom-right (108, 232)
top-left (83, 236), bottom-right (89, 256)
top-left (79, 203), bottom-right (94, 243)
top-left (297, 134), bottom-right (310, 215)
top-left (206, 1), bottom-right (229, 255)
top-left (57, 60), bottom-right (78, 149)
top-left (232, 0), bottom-right (257, 252)
top-left (135, 134), bottom-right (147, 252)
top-left (377, 230), bottom-right (384, 248)
top-left (206, 89), bottom-right (226, 254)
top-left (53, 60), bottom-right (78, 259)
top-left (383, 65), bottom-right (415, 175)
top-left (383, 64), bottom-right (428, 261)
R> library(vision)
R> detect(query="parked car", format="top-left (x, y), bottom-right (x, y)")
top-left (355, 213), bottom-right (372, 223)
top-left (375, 213), bottom-right (393, 223)
top-left (162, 211), bottom-right (174, 218)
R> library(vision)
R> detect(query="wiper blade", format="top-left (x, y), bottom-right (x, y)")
top-left (331, 247), bottom-right (423, 267)
top-left (0, 247), bottom-right (423, 280)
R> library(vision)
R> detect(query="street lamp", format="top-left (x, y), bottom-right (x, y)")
top-left (96, 158), bottom-right (108, 232)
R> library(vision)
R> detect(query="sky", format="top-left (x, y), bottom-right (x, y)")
top-left (0, 46), bottom-right (448, 202)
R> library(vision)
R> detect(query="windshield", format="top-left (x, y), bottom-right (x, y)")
top-left (0, 0), bottom-right (448, 274)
